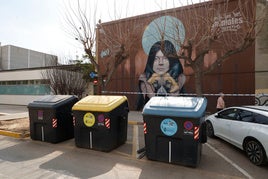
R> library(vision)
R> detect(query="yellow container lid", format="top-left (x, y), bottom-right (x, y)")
top-left (72, 95), bottom-right (128, 112)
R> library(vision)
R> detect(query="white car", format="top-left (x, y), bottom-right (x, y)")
top-left (205, 106), bottom-right (268, 166)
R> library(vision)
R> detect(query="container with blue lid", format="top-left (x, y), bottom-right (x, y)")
top-left (142, 96), bottom-right (207, 167)
top-left (142, 96), bottom-right (207, 118)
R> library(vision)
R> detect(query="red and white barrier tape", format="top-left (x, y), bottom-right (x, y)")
top-left (102, 91), bottom-right (266, 97)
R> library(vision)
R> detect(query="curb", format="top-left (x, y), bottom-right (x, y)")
top-left (0, 130), bottom-right (30, 138)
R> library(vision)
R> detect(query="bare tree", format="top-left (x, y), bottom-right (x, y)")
top-left (63, 0), bottom-right (98, 69)
top-left (97, 18), bottom-right (142, 86)
top-left (168, 0), bottom-right (268, 96)
top-left (41, 66), bottom-right (87, 98)
top-left (63, 0), bottom-right (141, 89)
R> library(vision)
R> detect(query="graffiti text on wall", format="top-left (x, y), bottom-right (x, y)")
top-left (212, 11), bottom-right (243, 33)
top-left (255, 94), bottom-right (268, 106)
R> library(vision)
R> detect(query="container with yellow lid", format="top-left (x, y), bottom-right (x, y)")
top-left (72, 95), bottom-right (129, 152)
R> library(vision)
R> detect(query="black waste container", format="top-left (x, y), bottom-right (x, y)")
top-left (72, 95), bottom-right (129, 152)
top-left (28, 95), bottom-right (78, 143)
top-left (142, 96), bottom-right (207, 167)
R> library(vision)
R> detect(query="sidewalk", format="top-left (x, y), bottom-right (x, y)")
top-left (0, 104), bottom-right (143, 122)
top-left (0, 104), bottom-right (143, 139)
top-left (0, 111), bottom-right (142, 122)
top-left (0, 112), bottom-right (29, 121)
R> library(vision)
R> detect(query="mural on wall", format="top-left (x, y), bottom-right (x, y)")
top-left (136, 16), bottom-right (186, 110)
top-left (96, 0), bottom-right (259, 111)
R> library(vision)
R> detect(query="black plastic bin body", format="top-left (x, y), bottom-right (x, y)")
top-left (142, 96), bottom-right (207, 167)
top-left (28, 95), bottom-right (78, 143)
top-left (72, 95), bottom-right (129, 152)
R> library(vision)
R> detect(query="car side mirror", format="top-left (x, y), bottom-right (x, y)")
top-left (215, 113), bottom-right (219, 118)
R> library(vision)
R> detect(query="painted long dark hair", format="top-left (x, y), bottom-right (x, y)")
top-left (136, 40), bottom-right (184, 110)
top-left (144, 40), bottom-right (183, 81)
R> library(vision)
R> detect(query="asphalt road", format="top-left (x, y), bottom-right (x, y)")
top-left (0, 104), bottom-right (267, 178)
top-left (0, 128), bottom-right (247, 179)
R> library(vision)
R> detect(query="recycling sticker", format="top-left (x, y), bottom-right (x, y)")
top-left (83, 112), bottom-right (95, 127)
top-left (160, 118), bottom-right (178, 136)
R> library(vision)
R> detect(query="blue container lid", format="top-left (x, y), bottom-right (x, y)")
top-left (142, 96), bottom-right (207, 118)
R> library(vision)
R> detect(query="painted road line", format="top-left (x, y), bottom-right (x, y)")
top-left (206, 143), bottom-right (254, 179)
top-left (132, 125), bottom-right (139, 158)
top-left (128, 120), bottom-right (143, 125)
top-left (128, 121), bottom-right (143, 159)
top-left (0, 140), bottom-right (18, 150)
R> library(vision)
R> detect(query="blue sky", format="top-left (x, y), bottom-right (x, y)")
top-left (0, 0), bottom-right (205, 61)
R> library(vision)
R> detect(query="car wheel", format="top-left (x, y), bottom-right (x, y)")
top-left (206, 121), bottom-right (215, 138)
top-left (244, 140), bottom-right (267, 166)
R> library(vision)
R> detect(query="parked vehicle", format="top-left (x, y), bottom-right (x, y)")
top-left (205, 106), bottom-right (268, 166)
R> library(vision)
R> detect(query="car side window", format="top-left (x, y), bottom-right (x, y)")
top-left (254, 113), bottom-right (268, 125)
top-left (239, 110), bottom-right (254, 122)
top-left (218, 109), bottom-right (238, 120)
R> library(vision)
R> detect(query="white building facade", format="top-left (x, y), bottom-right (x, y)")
top-left (0, 44), bottom-right (57, 105)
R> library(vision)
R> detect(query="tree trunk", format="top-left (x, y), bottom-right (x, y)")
top-left (194, 68), bottom-right (203, 97)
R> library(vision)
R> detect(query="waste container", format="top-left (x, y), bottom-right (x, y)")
top-left (28, 95), bottom-right (78, 143)
top-left (142, 96), bottom-right (207, 167)
top-left (72, 95), bottom-right (129, 152)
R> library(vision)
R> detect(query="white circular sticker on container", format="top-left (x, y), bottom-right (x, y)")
top-left (160, 118), bottom-right (178, 136)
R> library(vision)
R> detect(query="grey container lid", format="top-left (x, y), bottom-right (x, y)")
top-left (28, 95), bottom-right (78, 109)
top-left (142, 96), bottom-right (207, 118)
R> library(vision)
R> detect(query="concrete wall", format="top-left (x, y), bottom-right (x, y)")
top-left (1, 46), bottom-right (10, 70)
top-left (10, 46), bottom-right (28, 69)
top-left (0, 69), bottom-right (44, 81)
top-left (0, 45), bottom-right (57, 70)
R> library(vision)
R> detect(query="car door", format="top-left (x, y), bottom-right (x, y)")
top-left (227, 109), bottom-right (253, 148)
top-left (214, 108), bottom-right (239, 140)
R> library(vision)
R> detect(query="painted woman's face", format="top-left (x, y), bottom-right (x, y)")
top-left (153, 50), bottom-right (169, 75)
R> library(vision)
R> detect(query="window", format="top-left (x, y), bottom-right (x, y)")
top-left (254, 113), bottom-right (268, 125)
top-left (239, 110), bottom-right (254, 122)
top-left (218, 108), bottom-right (239, 120)
top-left (0, 80), bottom-right (50, 95)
